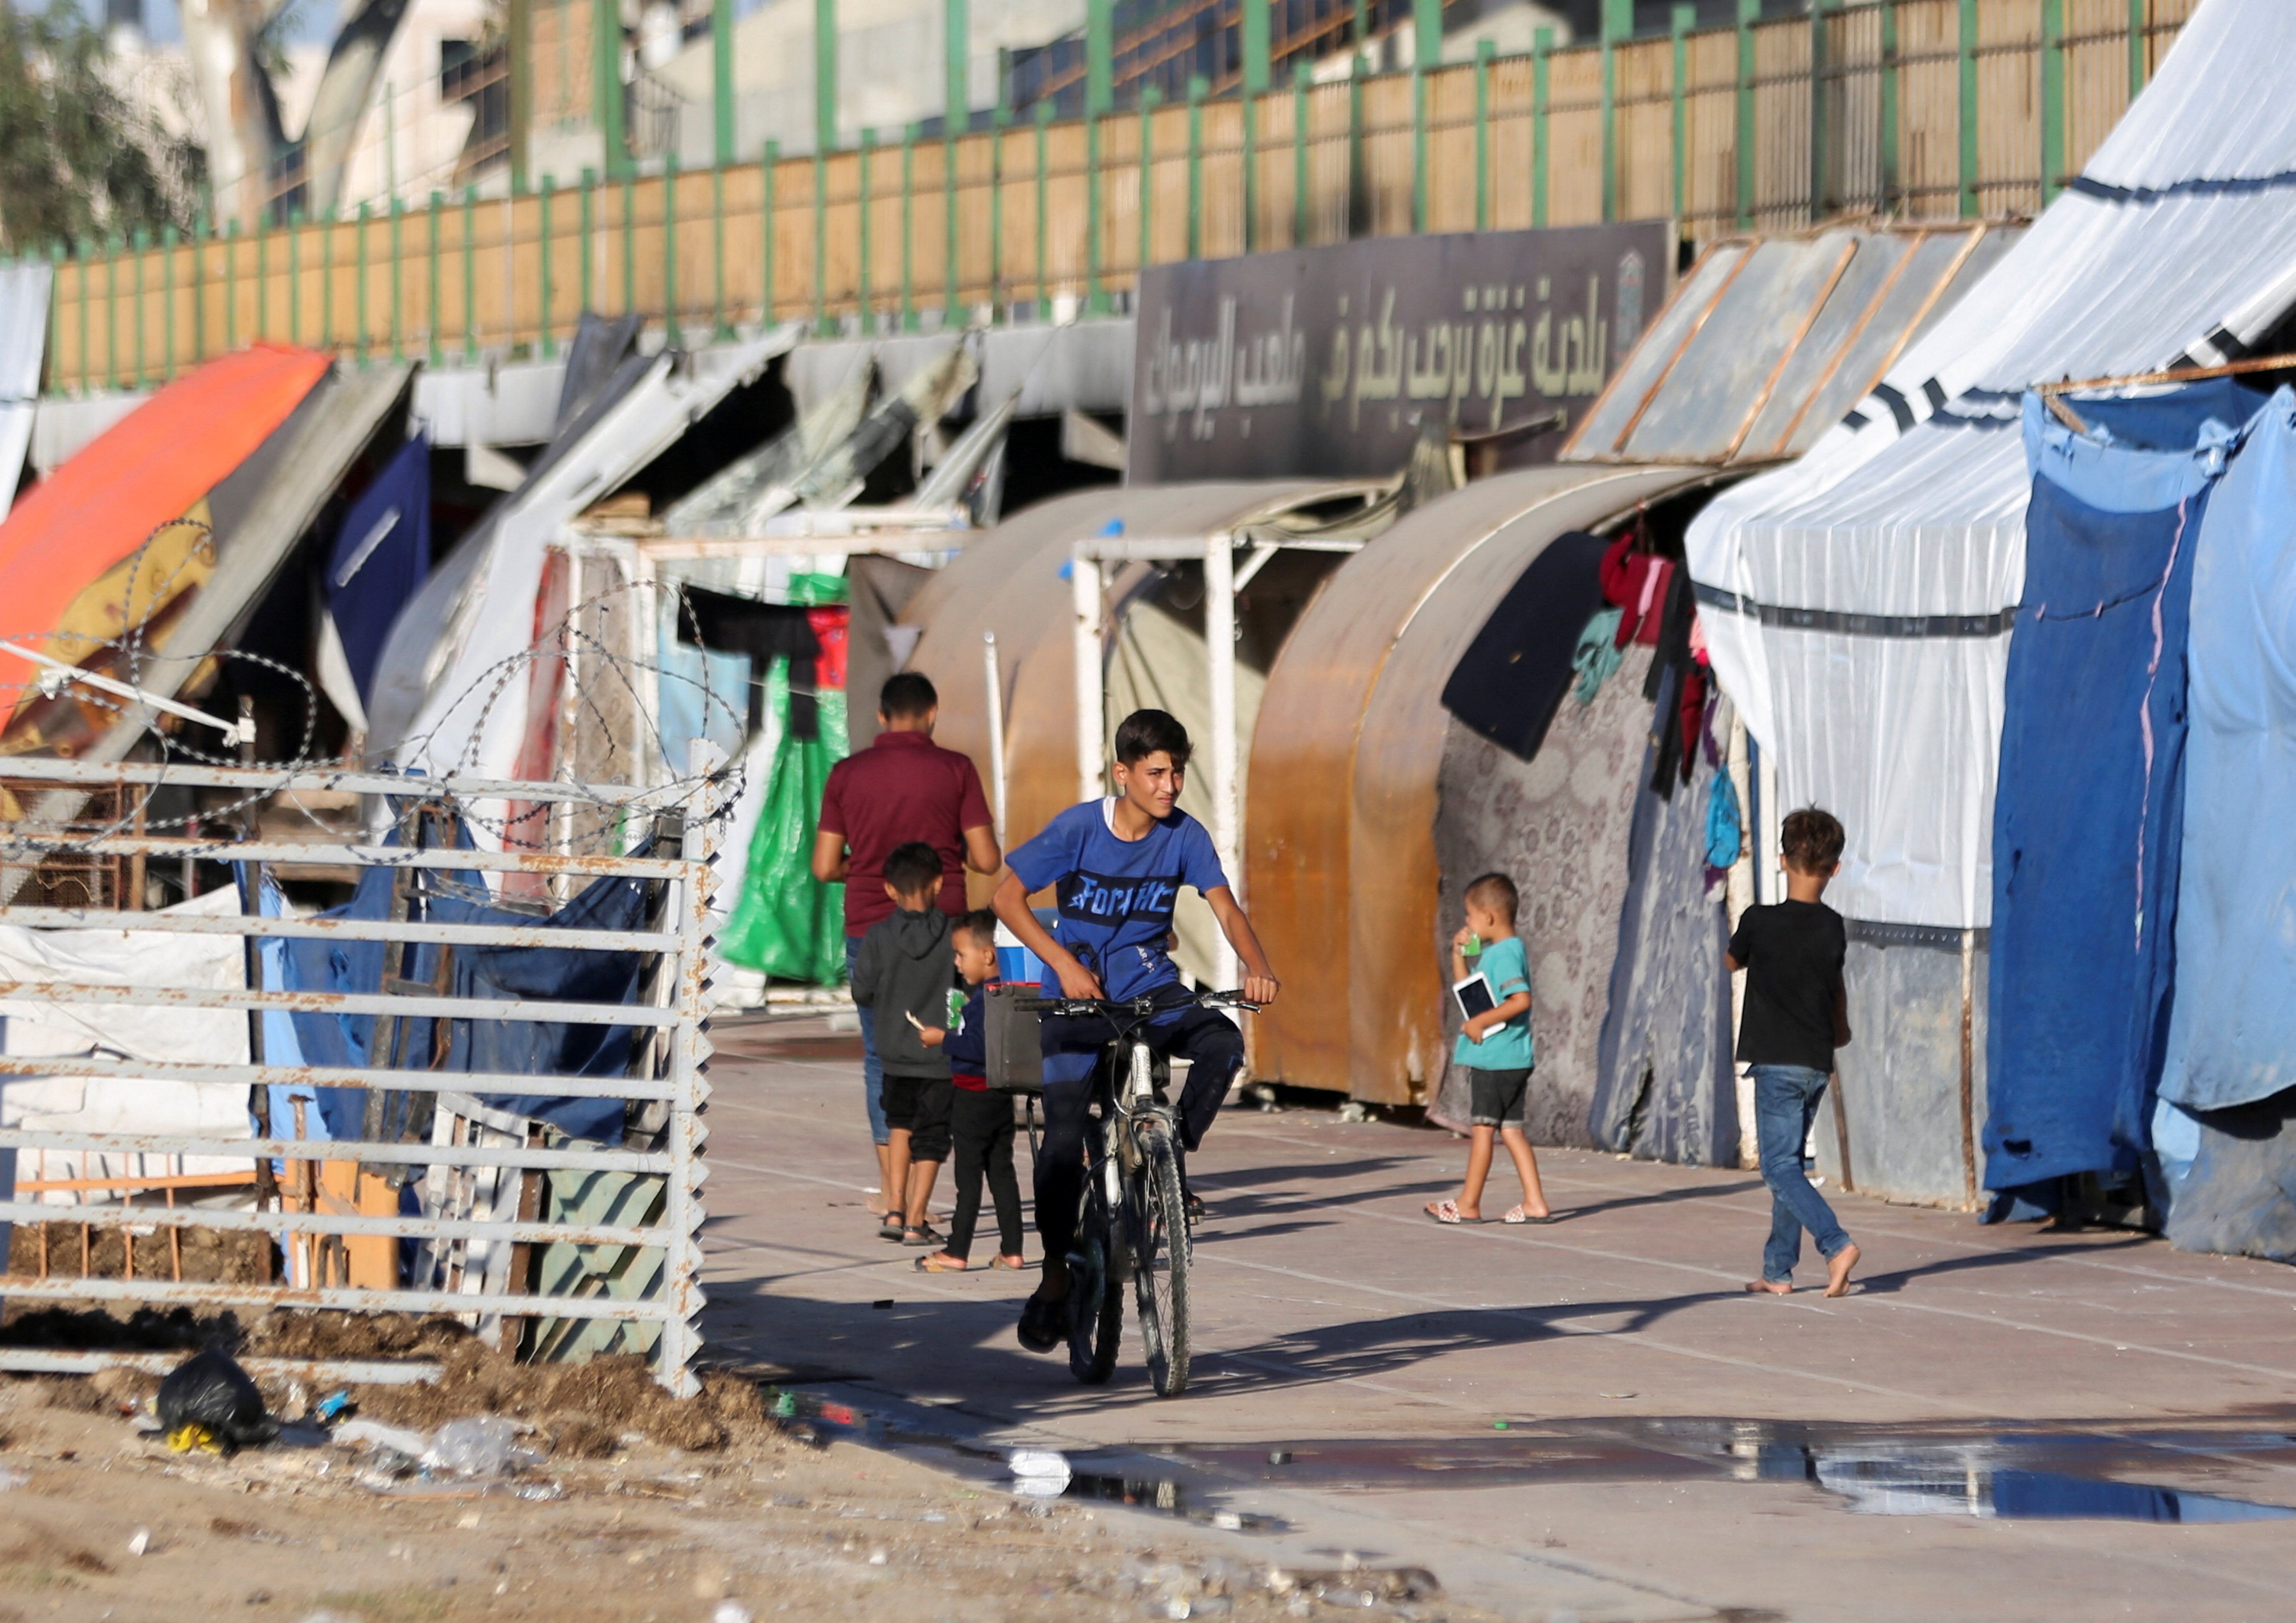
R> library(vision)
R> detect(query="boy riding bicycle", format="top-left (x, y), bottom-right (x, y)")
top-left (992, 708), bottom-right (1281, 1355)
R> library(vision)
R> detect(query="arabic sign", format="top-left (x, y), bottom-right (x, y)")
top-left (1127, 222), bottom-right (1673, 484)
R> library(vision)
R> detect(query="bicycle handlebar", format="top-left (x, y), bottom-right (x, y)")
top-left (1013, 988), bottom-right (1263, 1017)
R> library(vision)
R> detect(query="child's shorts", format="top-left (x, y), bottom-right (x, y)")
top-left (881, 1074), bottom-right (953, 1161)
top-left (1467, 1065), bottom-right (1532, 1129)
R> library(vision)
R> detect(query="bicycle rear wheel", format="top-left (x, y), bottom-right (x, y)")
top-left (1067, 1212), bottom-right (1123, 1386)
top-left (1129, 1119), bottom-right (1192, 1397)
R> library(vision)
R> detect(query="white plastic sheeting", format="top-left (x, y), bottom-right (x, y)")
top-left (1687, 0), bottom-right (2296, 927)
top-left (0, 262), bottom-right (52, 518)
top-left (0, 888), bottom-right (250, 1197)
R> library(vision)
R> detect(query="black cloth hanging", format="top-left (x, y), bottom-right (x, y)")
top-left (1644, 563), bottom-right (1702, 799)
top-left (1439, 530), bottom-right (1612, 763)
top-left (676, 586), bottom-right (824, 738)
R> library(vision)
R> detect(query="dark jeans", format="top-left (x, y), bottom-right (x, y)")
top-left (1035, 994), bottom-right (1244, 1263)
top-left (946, 1087), bottom-right (1024, 1261)
top-left (844, 935), bottom-right (888, 1145)
top-left (1752, 1063), bottom-right (1852, 1283)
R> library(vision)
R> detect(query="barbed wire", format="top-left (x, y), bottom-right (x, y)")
top-left (0, 521), bottom-right (827, 888)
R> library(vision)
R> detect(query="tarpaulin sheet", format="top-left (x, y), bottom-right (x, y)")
top-left (2159, 386), bottom-right (2296, 1116)
top-left (0, 345), bottom-right (328, 709)
top-left (326, 430), bottom-right (431, 706)
top-left (279, 853), bottom-right (653, 1142)
top-left (719, 664), bottom-right (849, 985)
top-left (1982, 384), bottom-right (2256, 1197)
top-left (1588, 710), bottom-right (1737, 1166)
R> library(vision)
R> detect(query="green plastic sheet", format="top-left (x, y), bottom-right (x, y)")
top-left (719, 660), bottom-right (849, 984)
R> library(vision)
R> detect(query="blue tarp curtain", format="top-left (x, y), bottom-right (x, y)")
top-left (325, 432), bottom-right (430, 706)
top-left (1982, 382), bottom-right (2260, 1210)
top-left (268, 840), bottom-right (654, 1144)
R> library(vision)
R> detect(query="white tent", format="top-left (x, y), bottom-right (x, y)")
top-left (1689, 0), bottom-right (2296, 931)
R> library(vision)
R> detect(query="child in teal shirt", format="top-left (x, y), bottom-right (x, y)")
top-left (1424, 873), bottom-right (1556, 1226)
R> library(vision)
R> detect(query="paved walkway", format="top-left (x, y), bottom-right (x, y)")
top-left (699, 1015), bottom-right (2296, 1622)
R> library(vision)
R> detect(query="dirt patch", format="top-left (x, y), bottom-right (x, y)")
top-left (243, 1308), bottom-right (473, 1362)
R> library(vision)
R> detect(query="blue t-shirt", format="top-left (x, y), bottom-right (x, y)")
top-left (1006, 798), bottom-right (1230, 1002)
top-left (1453, 933), bottom-right (1534, 1070)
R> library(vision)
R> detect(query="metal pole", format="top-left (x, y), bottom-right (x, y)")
top-left (1293, 62), bottom-right (1310, 247)
top-left (2041, 0), bottom-right (2065, 204)
top-left (1204, 534), bottom-right (1239, 992)
top-left (1241, 0), bottom-right (1269, 94)
top-left (2128, 0), bottom-right (2147, 101)
top-left (596, 0), bottom-right (627, 180)
top-left (1735, 1), bottom-right (1756, 228)
top-left (1880, 0), bottom-right (1899, 215)
top-left (1809, 0), bottom-right (1829, 223)
top-left (1411, 68), bottom-right (1426, 234)
top-left (1534, 27), bottom-right (1552, 228)
top-left (713, 0), bottom-right (736, 167)
top-left (1957, 0), bottom-right (1978, 219)
top-left (1087, 0), bottom-right (1113, 116)
top-left (1474, 41), bottom-right (1492, 234)
top-left (658, 739), bottom-right (726, 1396)
top-left (1137, 88), bottom-right (1156, 275)
top-left (1186, 76), bottom-right (1206, 262)
top-left (663, 153), bottom-right (681, 346)
top-left (1243, 73), bottom-right (1259, 254)
top-left (982, 632), bottom-right (1006, 848)
top-left (1412, 0), bottom-right (1440, 70)
top-left (815, 0), bottom-right (838, 152)
top-left (1071, 553), bottom-right (1103, 807)
top-left (1600, 0), bottom-right (1628, 223)
top-left (510, 0), bottom-right (534, 188)
top-left (1671, 5), bottom-right (1692, 223)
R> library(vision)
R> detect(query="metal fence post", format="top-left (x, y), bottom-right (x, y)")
top-left (161, 227), bottom-right (177, 380)
top-left (1474, 41), bottom-right (1492, 233)
top-left (462, 185), bottom-right (480, 359)
top-left (763, 142), bottom-right (779, 326)
top-left (1346, 53), bottom-right (1364, 239)
top-left (132, 230), bottom-right (149, 386)
top-left (356, 203), bottom-right (372, 363)
top-left (1671, 6), bottom-right (1692, 223)
top-left (540, 177), bottom-right (558, 356)
top-left (288, 212), bottom-right (303, 348)
top-left (663, 153), bottom-right (681, 347)
top-left (900, 124), bottom-right (917, 331)
top-left (1880, 0), bottom-right (1899, 214)
top-left (389, 201), bottom-right (403, 362)
top-left (1735, 1), bottom-right (1756, 227)
top-left (1293, 62), bottom-right (1310, 247)
top-left (426, 192), bottom-right (443, 366)
top-left (712, 162), bottom-right (729, 338)
top-left (2041, 0), bottom-right (2065, 204)
top-left (1243, 78), bottom-right (1259, 254)
top-left (1809, 0), bottom-right (1829, 223)
top-left (1033, 102), bottom-right (1051, 313)
top-left (1532, 28), bottom-right (1552, 229)
top-left (658, 739), bottom-right (726, 1397)
top-left (1411, 67), bottom-right (1427, 234)
top-left (1600, 1), bottom-right (1621, 223)
top-left (579, 167), bottom-right (596, 318)
top-left (1186, 76), bottom-right (1205, 261)
top-left (2127, 0), bottom-right (2147, 100)
top-left (857, 129), bottom-right (873, 333)
top-left (1957, 0), bottom-right (1978, 218)
top-left (812, 147), bottom-right (828, 333)
top-left (1136, 88), bottom-right (1156, 275)
top-left (101, 237), bottom-right (118, 387)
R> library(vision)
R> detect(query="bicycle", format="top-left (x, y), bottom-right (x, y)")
top-left (1015, 988), bottom-right (1259, 1398)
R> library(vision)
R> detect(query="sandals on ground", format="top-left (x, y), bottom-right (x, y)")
top-left (900, 1224), bottom-right (946, 1247)
top-left (913, 1252), bottom-right (966, 1272)
top-left (988, 1254), bottom-right (1028, 1270)
top-left (1424, 1199), bottom-right (1469, 1225)
top-left (1500, 1205), bottom-right (1559, 1225)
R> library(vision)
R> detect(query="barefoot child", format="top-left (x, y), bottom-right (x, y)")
top-left (1726, 807), bottom-right (1860, 1298)
top-left (913, 911), bottom-right (1027, 1273)
top-left (1425, 873), bottom-right (1554, 1227)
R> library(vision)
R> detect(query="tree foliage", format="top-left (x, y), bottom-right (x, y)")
top-left (0, 2), bottom-right (204, 254)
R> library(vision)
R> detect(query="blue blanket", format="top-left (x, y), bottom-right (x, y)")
top-left (1983, 384), bottom-right (2260, 1200)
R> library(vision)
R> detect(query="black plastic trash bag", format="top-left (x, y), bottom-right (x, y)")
top-left (156, 1348), bottom-right (279, 1454)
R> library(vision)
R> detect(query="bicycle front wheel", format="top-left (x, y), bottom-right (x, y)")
top-left (1129, 1120), bottom-right (1192, 1397)
top-left (1067, 1218), bottom-right (1124, 1386)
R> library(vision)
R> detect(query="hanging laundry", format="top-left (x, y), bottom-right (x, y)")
top-left (1599, 531), bottom-right (1674, 648)
top-left (1704, 766), bottom-right (1742, 877)
top-left (1572, 607), bottom-right (1625, 703)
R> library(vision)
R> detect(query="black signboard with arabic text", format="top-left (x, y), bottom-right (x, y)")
top-left (1127, 222), bottom-right (1672, 484)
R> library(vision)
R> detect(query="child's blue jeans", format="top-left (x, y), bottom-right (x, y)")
top-left (1752, 1063), bottom-right (1853, 1284)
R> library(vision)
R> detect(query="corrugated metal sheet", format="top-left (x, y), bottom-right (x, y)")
top-left (1564, 223), bottom-right (2015, 467)
top-left (0, 262), bottom-right (51, 520)
top-left (1247, 464), bottom-right (1717, 1103)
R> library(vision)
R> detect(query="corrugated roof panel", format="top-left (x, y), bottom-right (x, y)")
top-left (1566, 244), bottom-right (1746, 458)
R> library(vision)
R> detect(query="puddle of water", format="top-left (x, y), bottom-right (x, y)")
top-left (1165, 1417), bottom-right (2296, 1524)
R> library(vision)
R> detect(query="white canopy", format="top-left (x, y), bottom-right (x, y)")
top-left (1688, 0), bottom-right (2296, 927)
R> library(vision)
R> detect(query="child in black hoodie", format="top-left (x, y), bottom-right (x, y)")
top-left (914, 911), bottom-right (1026, 1272)
top-left (849, 842), bottom-right (955, 1247)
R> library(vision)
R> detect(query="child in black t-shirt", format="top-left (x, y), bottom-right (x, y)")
top-left (912, 911), bottom-right (1025, 1273)
top-left (1726, 806), bottom-right (1859, 1298)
